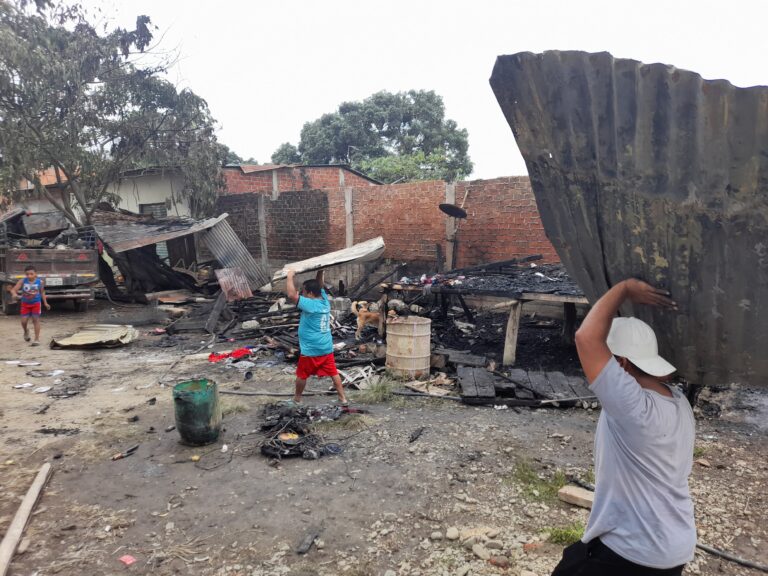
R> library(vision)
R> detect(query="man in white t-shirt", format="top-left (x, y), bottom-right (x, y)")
top-left (551, 279), bottom-right (696, 576)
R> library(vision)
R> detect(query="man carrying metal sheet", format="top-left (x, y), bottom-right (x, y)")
top-left (552, 279), bottom-right (695, 576)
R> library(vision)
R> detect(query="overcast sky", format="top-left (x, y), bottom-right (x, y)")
top-left (86, 0), bottom-right (768, 179)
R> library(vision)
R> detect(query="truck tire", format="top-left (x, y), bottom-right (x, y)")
top-left (73, 299), bottom-right (89, 313)
top-left (2, 296), bottom-right (20, 316)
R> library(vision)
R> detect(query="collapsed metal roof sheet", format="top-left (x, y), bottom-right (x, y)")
top-left (93, 214), bottom-right (227, 253)
top-left (202, 219), bottom-right (270, 289)
top-left (491, 50), bottom-right (768, 387)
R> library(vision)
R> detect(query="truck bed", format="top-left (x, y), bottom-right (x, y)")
top-left (0, 247), bottom-right (99, 290)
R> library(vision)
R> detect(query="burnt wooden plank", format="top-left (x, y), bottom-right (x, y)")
top-left (526, 372), bottom-right (555, 399)
top-left (457, 366), bottom-right (496, 399)
top-left (433, 348), bottom-right (487, 368)
top-left (546, 371), bottom-right (576, 399)
top-left (457, 365), bottom-right (478, 397)
top-left (501, 368), bottom-right (536, 399)
top-left (204, 291), bottom-right (228, 335)
top-left (473, 368), bottom-right (497, 398)
top-left (567, 375), bottom-right (593, 398)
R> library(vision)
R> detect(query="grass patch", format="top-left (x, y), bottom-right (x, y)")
top-left (693, 445), bottom-right (706, 458)
top-left (312, 414), bottom-right (375, 433)
top-left (353, 376), bottom-right (396, 404)
top-left (221, 399), bottom-right (249, 417)
top-left (547, 522), bottom-right (585, 545)
top-left (584, 468), bottom-right (595, 484)
top-left (510, 459), bottom-right (567, 502)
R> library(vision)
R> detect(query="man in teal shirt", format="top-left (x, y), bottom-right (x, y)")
top-left (286, 269), bottom-right (348, 405)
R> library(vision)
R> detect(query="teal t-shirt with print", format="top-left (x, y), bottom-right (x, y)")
top-left (297, 289), bottom-right (333, 357)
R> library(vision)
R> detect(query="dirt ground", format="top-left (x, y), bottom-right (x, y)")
top-left (0, 302), bottom-right (766, 576)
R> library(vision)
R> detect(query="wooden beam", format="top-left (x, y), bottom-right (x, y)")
top-left (521, 292), bottom-right (589, 304)
top-left (562, 302), bottom-right (577, 344)
top-left (0, 463), bottom-right (52, 576)
top-left (456, 294), bottom-right (475, 323)
top-left (444, 182), bottom-right (456, 269)
top-left (502, 300), bottom-right (522, 365)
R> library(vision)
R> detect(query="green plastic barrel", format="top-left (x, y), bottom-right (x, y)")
top-left (173, 379), bottom-right (222, 445)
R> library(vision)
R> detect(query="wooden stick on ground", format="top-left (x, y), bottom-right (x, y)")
top-left (0, 463), bottom-right (53, 576)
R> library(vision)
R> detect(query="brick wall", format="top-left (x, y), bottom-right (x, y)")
top-left (217, 173), bottom-right (560, 274)
top-left (454, 177), bottom-right (559, 266)
top-left (216, 194), bottom-right (263, 258)
top-left (223, 165), bottom-right (376, 196)
top-left (216, 189), bottom-right (332, 264)
top-left (267, 190), bottom-right (330, 261)
top-left (351, 181), bottom-right (447, 262)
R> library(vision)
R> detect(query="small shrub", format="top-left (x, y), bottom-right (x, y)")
top-left (547, 522), bottom-right (585, 545)
top-left (511, 459), bottom-right (567, 502)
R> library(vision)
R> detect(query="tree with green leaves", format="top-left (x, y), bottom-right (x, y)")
top-left (272, 90), bottom-right (472, 183)
top-left (0, 0), bottom-right (225, 224)
top-left (270, 142), bottom-right (301, 165)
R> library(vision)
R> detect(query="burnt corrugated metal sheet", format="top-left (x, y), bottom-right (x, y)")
top-left (491, 50), bottom-right (768, 387)
top-left (215, 267), bottom-right (254, 301)
top-left (203, 219), bottom-right (270, 289)
top-left (94, 214), bottom-right (227, 253)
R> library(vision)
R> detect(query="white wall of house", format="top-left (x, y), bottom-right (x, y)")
top-left (111, 173), bottom-right (191, 217)
top-left (12, 172), bottom-right (191, 219)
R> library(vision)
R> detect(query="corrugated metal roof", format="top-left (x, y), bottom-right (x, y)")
top-left (491, 50), bottom-right (768, 388)
top-left (202, 219), bottom-right (270, 289)
top-left (94, 214), bottom-right (227, 253)
top-left (215, 267), bottom-right (254, 301)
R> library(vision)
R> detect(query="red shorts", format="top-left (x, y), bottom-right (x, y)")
top-left (21, 302), bottom-right (41, 317)
top-left (296, 353), bottom-right (338, 380)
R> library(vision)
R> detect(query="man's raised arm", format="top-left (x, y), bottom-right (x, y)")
top-left (286, 269), bottom-right (299, 304)
top-left (575, 279), bottom-right (676, 382)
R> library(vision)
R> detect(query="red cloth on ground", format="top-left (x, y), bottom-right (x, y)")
top-left (208, 347), bottom-right (252, 363)
top-left (296, 353), bottom-right (338, 380)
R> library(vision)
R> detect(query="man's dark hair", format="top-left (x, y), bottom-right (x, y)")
top-left (24, 265), bottom-right (36, 272)
top-left (302, 279), bottom-right (322, 297)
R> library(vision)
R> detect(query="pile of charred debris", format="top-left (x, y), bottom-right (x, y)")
top-left (150, 254), bottom-right (596, 411)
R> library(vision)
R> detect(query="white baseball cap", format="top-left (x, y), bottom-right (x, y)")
top-left (607, 317), bottom-right (676, 377)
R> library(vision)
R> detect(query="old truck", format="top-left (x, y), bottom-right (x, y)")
top-left (0, 247), bottom-right (99, 314)
top-left (0, 210), bottom-right (99, 314)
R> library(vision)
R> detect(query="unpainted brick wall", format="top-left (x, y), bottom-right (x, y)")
top-left (267, 190), bottom-right (330, 260)
top-left (216, 189), bottom-right (331, 263)
top-left (454, 177), bottom-right (559, 266)
top-left (222, 166), bottom-right (376, 196)
top-left (341, 177), bottom-right (559, 267)
top-left (218, 174), bottom-right (560, 273)
top-left (351, 181), bottom-right (446, 263)
top-left (215, 194), bottom-right (262, 259)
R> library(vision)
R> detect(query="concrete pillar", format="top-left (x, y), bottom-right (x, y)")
top-left (271, 171), bottom-right (279, 200)
top-left (257, 194), bottom-right (269, 271)
top-left (344, 187), bottom-right (354, 248)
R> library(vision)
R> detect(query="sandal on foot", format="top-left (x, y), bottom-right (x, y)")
top-left (23, 332), bottom-right (30, 342)
top-left (31, 340), bottom-right (40, 347)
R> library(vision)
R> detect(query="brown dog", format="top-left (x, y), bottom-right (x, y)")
top-left (351, 301), bottom-right (381, 339)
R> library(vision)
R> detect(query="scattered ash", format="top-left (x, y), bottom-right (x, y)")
top-left (460, 264), bottom-right (583, 296)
